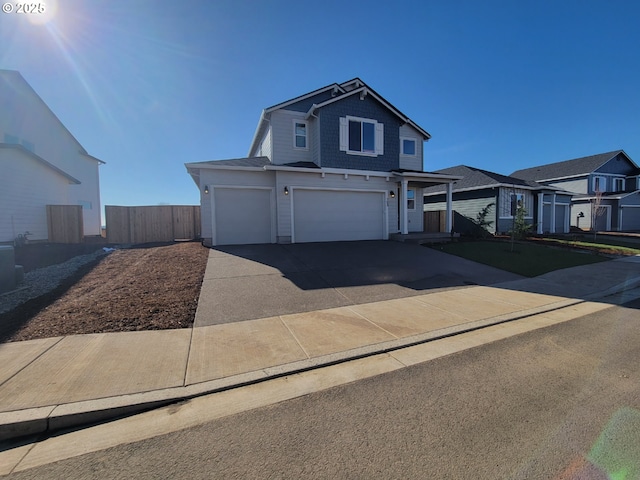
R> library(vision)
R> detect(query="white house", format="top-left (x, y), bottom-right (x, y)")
top-left (0, 70), bottom-right (104, 243)
top-left (186, 78), bottom-right (459, 246)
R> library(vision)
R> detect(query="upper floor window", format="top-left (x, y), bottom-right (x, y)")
top-left (592, 176), bottom-right (607, 193)
top-left (401, 137), bottom-right (416, 156)
top-left (613, 177), bottom-right (624, 192)
top-left (293, 120), bottom-right (307, 149)
top-left (339, 116), bottom-right (384, 156)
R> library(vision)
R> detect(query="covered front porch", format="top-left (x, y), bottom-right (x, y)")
top-left (392, 170), bottom-right (459, 236)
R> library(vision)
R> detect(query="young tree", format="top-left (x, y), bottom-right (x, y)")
top-left (591, 187), bottom-right (605, 241)
top-left (471, 202), bottom-right (495, 238)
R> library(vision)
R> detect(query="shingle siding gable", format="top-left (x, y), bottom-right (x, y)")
top-left (317, 94), bottom-right (401, 172)
top-left (280, 90), bottom-right (337, 113)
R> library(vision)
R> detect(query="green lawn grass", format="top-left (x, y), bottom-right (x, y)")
top-left (541, 237), bottom-right (640, 255)
top-left (433, 240), bottom-right (610, 277)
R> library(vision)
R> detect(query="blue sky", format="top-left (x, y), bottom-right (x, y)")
top-left (2, 1), bottom-right (640, 223)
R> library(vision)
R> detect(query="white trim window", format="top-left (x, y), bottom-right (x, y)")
top-left (293, 120), bottom-right (308, 149)
top-left (407, 188), bottom-right (416, 211)
top-left (613, 177), bottom-right (625, 192)
top-left (339, 116), bottom-right (384, 156)
top-left (400, 137), bottom-right (417, 156)
top-left (592, 175), bottom-right (607, 193)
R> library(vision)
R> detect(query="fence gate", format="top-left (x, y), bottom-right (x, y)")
top-left (46, 205), bottom-right (84, 244)
top-left (105, 205), bottom-right (201, 244)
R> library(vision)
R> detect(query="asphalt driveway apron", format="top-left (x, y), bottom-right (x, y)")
top-left (194, 240), bottom-right (523, 327)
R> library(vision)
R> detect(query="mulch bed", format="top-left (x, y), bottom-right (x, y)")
top-left (0, 242), bottom-right (209, 343)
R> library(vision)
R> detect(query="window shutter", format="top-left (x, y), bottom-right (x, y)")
top-left (375, 123), bottom-right (384, 155)
top-left (339, 117), bottom-right (348, 151)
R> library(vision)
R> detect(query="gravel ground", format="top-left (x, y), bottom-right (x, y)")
top-left (0, 249), bottom-right (110, 315)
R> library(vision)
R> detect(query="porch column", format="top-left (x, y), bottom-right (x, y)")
top-left (550, 194), bottom-right (556, 234)
top-left (445, 182), bottom-right (453, 233)
top-left (401, 179), bottom-right (409, 235)
top-left (537, 193), bottom-right (544, 234)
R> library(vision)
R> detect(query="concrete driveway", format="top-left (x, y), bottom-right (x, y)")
top-left (194, 240), bottom-right (523, 327)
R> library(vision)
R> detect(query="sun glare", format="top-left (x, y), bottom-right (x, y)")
top-left (26, 0), bottom-right (58, 25)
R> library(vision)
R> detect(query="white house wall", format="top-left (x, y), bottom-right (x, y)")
top-left (0, 149), bottom-right (70, 242)
top-left (270, 109), bottom-right (314, 165)
top-left (198, 168), bottom-right (276, 244)
top-left (398, 124), bottom-right (423, 171)
top-left (0, 72), bottom-right (102, 235)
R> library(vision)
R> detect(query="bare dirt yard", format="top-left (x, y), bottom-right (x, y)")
top-left (0, 242), bottom-right (209, 343)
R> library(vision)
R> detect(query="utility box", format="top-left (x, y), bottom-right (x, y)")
top-left (0, 245), bottom-right (16, 294)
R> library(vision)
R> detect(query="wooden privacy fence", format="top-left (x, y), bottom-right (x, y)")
top-left (105, 205), bottom-right (201, 244)
top-left (47, 205), bottom-right (84, 244)
top-left (423, 210), bottom-right (449, 233)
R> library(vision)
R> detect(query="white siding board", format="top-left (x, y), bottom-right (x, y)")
top-left (0, 149), bottom-right (71, 242)
top-left (270, 110), bottom-right (313, 165)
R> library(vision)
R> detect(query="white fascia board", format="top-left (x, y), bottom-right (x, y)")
top-left (422, 182), bottom-right (564, 197)
top-left (308, 87), bottom-right (431, 140)
top-left (264, 83), bottom-right (345, 113)
top-left (265, 165), bottom-right (393, 178)
top-left (393, 172), bottom-right (461, 182)
top-left (533, 173), bottom-right (589, 182)
top-left (1, 143), bottom-right (81, 184)
top-left (248, 110), bottom-right (269, 157)
top-left (80, 152), bottom-right (106, 164)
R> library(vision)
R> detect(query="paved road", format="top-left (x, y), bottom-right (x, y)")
top-left (10, 299), bottom-right (640, 479)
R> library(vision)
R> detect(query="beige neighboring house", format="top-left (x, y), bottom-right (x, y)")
top-left (0, 69), bottom-right (104, 243)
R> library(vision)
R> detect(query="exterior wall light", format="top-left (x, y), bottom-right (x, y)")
top-left (204, 185), bottom-right (209, 194)
top-left (284, 186), bottom-right (289, 195)
top-left (389, 190), bottom-right (396, 198)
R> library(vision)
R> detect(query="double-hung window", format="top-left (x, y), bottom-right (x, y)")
top-left (510, 193), bottom-right (524, 216)
top-left (293, 120), bottom-right (307, 149)
top-left (592, 176), bottom-right (607, 193)
top-left (339, 116), bottom-right (383, 156)
top-left (613, 177), bottom-right (624, 192)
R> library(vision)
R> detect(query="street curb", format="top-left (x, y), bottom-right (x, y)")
top-left (2, 276), bottom-right (640, 445)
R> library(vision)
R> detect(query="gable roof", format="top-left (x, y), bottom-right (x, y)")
top-left (249, 78), bottom-right (430, 156)
top-left (0, 69), bottom-right (105, 165)
top-left (423, 165), bottom-right (563, 196)
top-left (510, 150), bottom-right (634, 181)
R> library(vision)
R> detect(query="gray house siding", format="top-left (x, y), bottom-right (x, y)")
top-left (547, 177), bottom-right (588, 194)
top-left (424, 189), bottom-right (497, 234)
top-left (595, 153), bottom-right (638, 175)
top-left (270, 109), bottom-right (314, 165)
top-left (398, 123), bottom-right (423, 171)
top-left (318, 94), bottom-right (401, 172)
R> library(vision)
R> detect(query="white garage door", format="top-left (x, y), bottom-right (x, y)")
top-left (293, 189), bottom-right (385, 243)
top-left (214, 187), bottom-right (273, 245)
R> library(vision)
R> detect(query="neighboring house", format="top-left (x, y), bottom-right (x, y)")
top-left (186, 78), bottom-right (459, 246)
top-left (424, 165), bottom-right (573, 235)
top-left (512, 150), bottom-right (640, 232)
top-left (0, 70), bottom-right (104, 242)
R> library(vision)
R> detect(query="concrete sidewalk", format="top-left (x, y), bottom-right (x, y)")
top-left (1, 255), bottom-right (639, 443)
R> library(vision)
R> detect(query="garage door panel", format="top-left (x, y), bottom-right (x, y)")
top-left (214, 188), bottom-right (272, 245)
top-left (293, 189), bottom-right (385, 243)
top-left (622, 208), bottom-right (640, 231)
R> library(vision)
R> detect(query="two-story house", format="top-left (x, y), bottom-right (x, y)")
top-left (0, 70), bottom-right (104, 243)
top-left (512, 150), bottom-right (640, 232)
top-left (186, 78), bottom-right (459, 246)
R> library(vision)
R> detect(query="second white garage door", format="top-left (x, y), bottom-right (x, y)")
top-left (214, 187), bottom-right (273, 245)
top-left (292, 189), bottom-right (386, 243)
